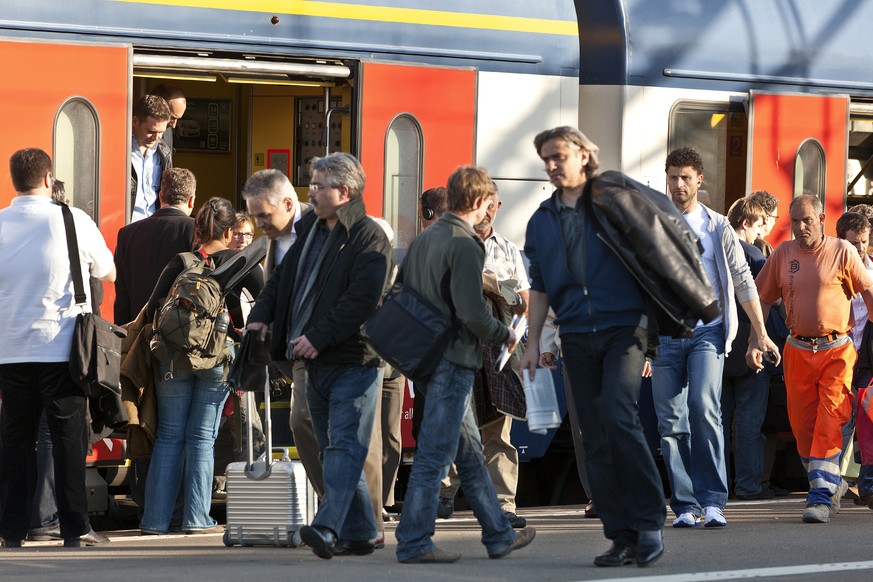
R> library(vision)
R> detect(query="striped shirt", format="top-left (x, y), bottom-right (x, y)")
top-left (482, 229), bottom-right (530, 292)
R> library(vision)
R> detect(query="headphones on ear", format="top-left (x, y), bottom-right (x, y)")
top-left (421, 191), bottom-right (435, 221)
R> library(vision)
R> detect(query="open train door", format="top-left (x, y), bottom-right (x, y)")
top-left (0, 38), bottom-right (130, 319)
top-left (746, 91), bottom-right (850, 244)
top-left (357, 61), bottom-right (477, 452)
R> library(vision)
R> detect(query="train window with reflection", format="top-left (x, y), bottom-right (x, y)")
top-left (793, 139), bottom-right (826, 202)
top-left (383, 114), bottom-right (422, 264)
top-left (669, 101), bottom-right (748, 214)
top-left (54, 97), bottom-right (100, 222)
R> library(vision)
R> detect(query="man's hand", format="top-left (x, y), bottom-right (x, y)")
top-left (519, 341), bottom-right (539, 380)
top-left (246, 321), bottom-right (269, 342)
top-left (290, 335), bottom-right (319, 360)
top-left (746, 334), bottom-right (781, 372)
top-left (539, 351), bottom-right (557, 370)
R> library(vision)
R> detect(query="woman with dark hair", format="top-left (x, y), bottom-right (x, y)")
top-left (139, 197), bottom-right (263, 535)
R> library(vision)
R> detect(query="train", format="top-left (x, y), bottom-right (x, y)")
top-left (1, 0), bottom-right (872, 509)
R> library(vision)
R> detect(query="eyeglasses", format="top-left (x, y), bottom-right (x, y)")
top-left (309, 182), bottom-right (333, 192)
top-left (232, 231), bottom-right (254, 239)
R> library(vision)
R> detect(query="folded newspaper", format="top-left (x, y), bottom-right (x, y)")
top-left (494, 315), bottom-right (527, 373)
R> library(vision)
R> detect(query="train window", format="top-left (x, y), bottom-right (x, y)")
top-left (669, 102), bottom-right (748, 214)
top-left (54, 97), bottom-right (100, 221)
top-left (793, 139), bottom-right (826, 202)
top-left (383, 114), bottom-right (422, 263)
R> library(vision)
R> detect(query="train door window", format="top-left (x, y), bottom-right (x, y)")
top-left (54, 97), bottom-right (100, 221)
top-left (383, 114), bottom-right (422, 263)
top-left (669, 102), bottom-right (748, 214)
top-left (793, 139), bottom-right (826, 202)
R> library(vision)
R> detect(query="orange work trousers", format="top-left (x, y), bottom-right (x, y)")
top-left (783, 340), bottom-right (854, 500)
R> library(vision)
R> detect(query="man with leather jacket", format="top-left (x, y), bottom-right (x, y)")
top-left (520, 126), bottom-right (727, 568)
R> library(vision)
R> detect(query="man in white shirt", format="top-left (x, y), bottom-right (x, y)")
top-left (130, 95), bottom-right (172, 222)
top-left (652, 147), bottom-right (777, 529)
top-left (0, 148), bottom-right (115, 548)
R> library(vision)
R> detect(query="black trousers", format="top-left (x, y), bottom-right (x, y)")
top-left (0, 362), bottom-right (89, 542)
top-left (561, 327), bottom-right (666, 546)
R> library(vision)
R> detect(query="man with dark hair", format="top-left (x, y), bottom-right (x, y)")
top-left (749, 190), bottom-right (779, 257)
top-left (652, 148), bottom-right (778, 529)
top-left (835, 211), bottom-right (873, 510)
top-left (131, 94), bottom-right (173, 222)
top-left (247, 152), bottom-right (395, 560)
top-left (0, 148), bottom-right (115, 548)
top-left (114, 167), bottom-right (196, 325)
top-left (521, 127), bottom-right (721, 568)
top-left (149, 82), bottom-right (187, 153)
top-left (754, 196), bottom-right (873, 523)
top-left (420, 186), bottom-right (448, 229)
top-left (396, 165), bottom-right (535, 564)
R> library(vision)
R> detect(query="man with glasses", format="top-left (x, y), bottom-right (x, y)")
top-left (229, 213), bottom-right (255, 251)
top-left (247, 153), bottom-right (395, 559)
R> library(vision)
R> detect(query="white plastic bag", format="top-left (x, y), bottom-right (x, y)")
top-left (523, 368), bottom-right (561, 435)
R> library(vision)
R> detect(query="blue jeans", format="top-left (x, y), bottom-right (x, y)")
top-left (721, 370), bottom-right (769, 497)
top-left (306, 363), bottom-right (379, 542)
top-left (31, 412), bottom-right (59, 531)
top-left (141, 363), bottom-right (229, 533)
top-left (652, 324), bottom-right (728, 515)
top-left (396, 359), bottom-right (514, 561)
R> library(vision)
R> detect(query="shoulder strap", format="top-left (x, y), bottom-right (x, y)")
top-left (60, 204), bottom-right (88, 306)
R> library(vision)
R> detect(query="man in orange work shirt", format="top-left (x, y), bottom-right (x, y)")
top-left (753, 195), bottom-right (873, 523)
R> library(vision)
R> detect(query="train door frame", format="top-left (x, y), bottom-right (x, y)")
top-left (746, 91), bottom-right (850, 240)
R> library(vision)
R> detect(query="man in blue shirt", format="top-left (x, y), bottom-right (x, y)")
top-left (130, 95), bottom-right (172, 222)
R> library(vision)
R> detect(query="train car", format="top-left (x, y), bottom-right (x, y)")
top-left (0, 1), bottom-right (579, 511)
top-left (509, 0), bottom-right (873, 505)
top-left (575, 0), bottom-right (873, 234)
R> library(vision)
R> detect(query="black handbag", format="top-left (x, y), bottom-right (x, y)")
top-left (61, 204), bottom-right (127, 396)
top-left (227, 331), bottom-right (270, 391)
top-left (362, 274), bottom-right (457, 383)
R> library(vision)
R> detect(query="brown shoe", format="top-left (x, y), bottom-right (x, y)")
top-left (489, 527), bottom-right (536, 559)
top-left (399, 546), bottom-right (461, 564)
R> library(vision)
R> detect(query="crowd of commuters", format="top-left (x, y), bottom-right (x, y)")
top-left (4, 108), bottom-right (873, 569)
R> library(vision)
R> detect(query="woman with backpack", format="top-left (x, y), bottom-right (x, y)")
top-left (140, 197), bottom-right (263, 535)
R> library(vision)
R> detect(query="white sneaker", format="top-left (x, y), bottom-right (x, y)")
top-left (672, 512), bottom-right (699, 528)
top-left (703, 506), bottom-right (727, 527)
top-left (830, 479), bottom-right (849, 516)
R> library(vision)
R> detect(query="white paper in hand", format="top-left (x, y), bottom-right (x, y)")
top-left (523, 368), bottom-right (561, 435)
top-left (494, 315), bottom-right (527, 373)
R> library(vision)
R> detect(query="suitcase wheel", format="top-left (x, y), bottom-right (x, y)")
top-left (222, 530), bottom-right (234, 547)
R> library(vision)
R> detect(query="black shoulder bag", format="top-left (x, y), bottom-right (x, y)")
top-left (362, 272), bottom-right (457, 383)
top-left (61, 204), bottom-right (127, 396)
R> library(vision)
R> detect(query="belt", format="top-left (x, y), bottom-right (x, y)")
top-left (791, 332), bottom-right (844, 345)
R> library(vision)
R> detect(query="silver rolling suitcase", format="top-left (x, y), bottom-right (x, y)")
top-left (223, 380), bottom-right (316, 547)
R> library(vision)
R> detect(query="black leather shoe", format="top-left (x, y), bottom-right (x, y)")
top-left (64, 529), bottom-right (110, 548)
top-left (436, 497), bottom-right (455, 519)
top-left (593, 543), bottom-right (636, 567)
top-left (300, 525), bottom-right (337, 560)
top-left (636, 529), bottom-right (664, 567)
top-left (333, 538), bottom-right (376, 556)
top-left (584, 501), bottom-right (598, 519)
top-left (503, 511), bottom-right (527, 529)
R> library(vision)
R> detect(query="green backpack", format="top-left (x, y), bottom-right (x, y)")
top-left (150, 252), bottom-right (233, 373)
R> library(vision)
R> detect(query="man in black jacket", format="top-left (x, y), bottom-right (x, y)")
top-left (247, 152), bottom-right (394, 559)
top-left (114, 167), bottom-right (195, 324)
top-left (520, 127), bottom-right (719, 568)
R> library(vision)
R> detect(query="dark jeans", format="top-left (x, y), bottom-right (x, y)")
top-left (562, 328), bottom-right (666, 546)
top-left (0, 362), bottom-right (89, 542)
top-left (306, 363), bottom-right (380, 542)
top-left (31, 412), bottom-right (60, 531)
